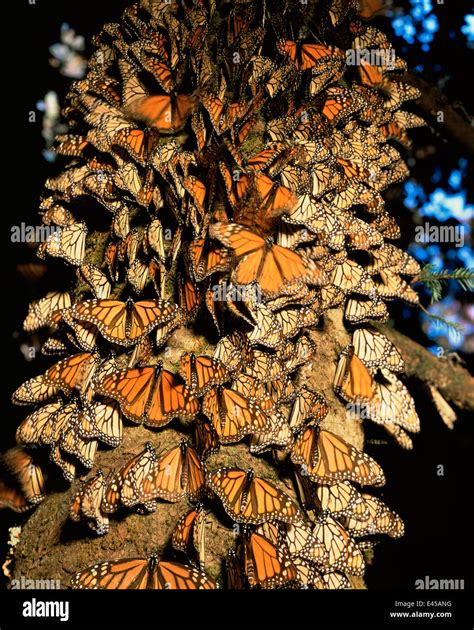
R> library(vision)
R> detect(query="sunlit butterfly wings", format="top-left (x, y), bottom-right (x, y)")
top-left (70, 469), bottom-right (110, 534)
top-left (194, 417), bottom-right (220, 460)
top-left (96, 363), bottom-right (199, 428)
top-left (172, 504), bottom-right (207, 568)
top-left (352, 328), bottom-right (404, 373)
top-left (71, 298), bottom-right (179, 347)
top-left (291, 427), bottom-right (386, 486)
top-left (71, 553), bottom-right (217, 589)
top-left (12, 353), bottom-right (97, 405)
top-left (102, 442), bottom-right (159, 513)
top-left (312, 513), bottom-right (365, 576)
top-left (333, 344), bottom-right (377, 403)
top-left (243, 532), bottom-right (297, 588)
top-left (139, 441), bottom-right (206, 503)
top-left (207, 467), bottom-right (302, 524)
top-left (180, 353), bottom-right (230, 395)
top-left (209, 222), bottom-right (327, 297)
top-left (202, 385), bottom-right (273, 444)
top-left (37, 223), bottom-right (87, 266)
top-left (340, 493), bottom-right (405, 538)
top-left (23, 292), bottom-right (72, 333)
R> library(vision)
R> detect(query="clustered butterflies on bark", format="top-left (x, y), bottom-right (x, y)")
top-left (4, 0), bottom-right (425, 589)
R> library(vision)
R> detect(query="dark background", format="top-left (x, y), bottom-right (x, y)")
top-left (2, 0), bottom-right (473, 592)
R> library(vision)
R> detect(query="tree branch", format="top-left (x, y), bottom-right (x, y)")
top-left (376, 323), bottom-right (474, 411)
top-left (396, 73), bottom-right (474, 157)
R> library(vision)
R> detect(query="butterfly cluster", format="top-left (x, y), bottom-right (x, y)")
top-left (5, 0), bottom-right (425, 589)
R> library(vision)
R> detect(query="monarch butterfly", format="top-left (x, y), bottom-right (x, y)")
top-left (341, 494), bottom-right (405, 538)
top-left (71, 298), bottom-right (179, 347)
top-left (172, 504), bottom-right (207, 568)
top-left (0, 479), bottom-right (31, 513)
top-left (59, 421), bottom-right (99, 469)
top-left (291, 427), bottom-right (386, 486)
top-left (70, 469), bottom-right (109, 534)
top-left (97, 363), bottom-right (199, 428)
top-left (377, 269), bottom-right (420, 305)
top-left (201, 94), bottom-right (250, 135)
top-left (352, 328), bottom-right (404, 373)
top-left (309, 55), bottom-right (346, 96)
top-left (329, 260), bottom-right (376, 296)
top-left (243, 532), bottom-right (297, 588)
top-left (139, 441), bottom-right (206, 503)
top-left (23, 292), bottom-right (72, 333)
top-left (189, 237), bottom-right (229, 281)
top-left (258, 521), bottom-right (328, 565)
top-left (1, 447), bottom-right (46, 508)
top-left (334, 344), bottom-right (377, 404)
top-left (245, 300), bottom-right (284, 349)
top-left (229, 375), bottom-right (292, 453)
top-left (368, 211), bottom-right (401, 240)
top-left (53, 133), bottom-right (90, 157)
top-left (50, 444), bottom-right (77, 482)
top-left (78, 264), bottom-right (111, 300)
top-left (177, 270), bottom-right (201, 320)
top-left (207, 467), bottom-right (302, 525)
top-left (179, 353), bottom-right (230, 396)
top-left (114, 160), bottom-right (155, 208)
top-left (209, 222), bottom-right (328, 297)
top-left (15, 401), bottom-right (71, 447)
top-left (280, 40), bottom-right (344, 71)
top-left (345, 296), bottom-right (389, 324)
top-left (37, 223), bottom-right (87, 267)
top-left (126, 93), bottom-right (197, 132)
top-left (76, 399), bottom-right (123, 448)
top-left (71, 554), bottom-right (217, 589)
top-left (125, 258), bottom-right (151, 294)
top-left (119, 59), bottom-right (197, 133)
top-left (315, 570), bottom-right (351, 590)
top-left (242, 348), bottom-right (285, 382)
top-left (131, 44), bottom-right (174, 91)
top-left (52, 309), bottom-right (99, 353)
top-left (343, 214), bottom-right (384, 251)
top-left (12, 353), bottom-right (96, 405)
top-left (312, 513), bottom-right (365, 576)
top-left (102, 442), bottom-right (159, 514)
top-left (202, 385), bottom-right (273, 444)
top-left (194, 417), bottom-right (220, 460)
top-left (314, 480), bottom-right (370, 522)
top-left (366, 371), bottom-right (420, 436)
top-left (328, 0), bottom-right (356, 25)
top-left (213, 331), bottom-right (252, 374)
top-left (289, 387), bottom-right (329, 430)
top-left (89, 105), bottom-right (159, 165)
top-left (322, 90), bottom-right (359, 124)
top-left (16, 401), bottom-right (62, 444)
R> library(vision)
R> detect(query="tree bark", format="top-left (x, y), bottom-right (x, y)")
top-left (377, 323), bottom-right (474, 411)
top-left (396, 73), bottom-right (474, 157)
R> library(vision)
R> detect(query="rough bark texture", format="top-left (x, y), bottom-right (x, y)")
top-left (377, 323), bottom-right (474, 411)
